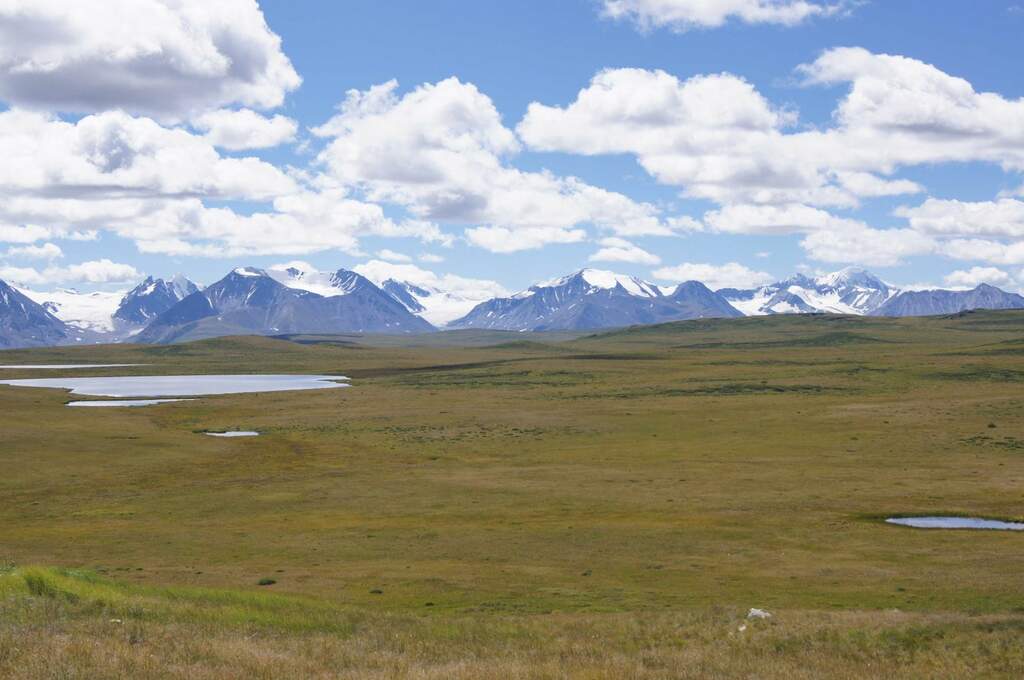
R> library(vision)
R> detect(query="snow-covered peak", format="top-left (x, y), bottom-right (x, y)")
top-left (815, 267), bottom-right (887, 291)
top-left (540, 269), bottom-right (661, 298)
top-left (232, 266), bottom-right (267, 278)
top-left (170, 273), bottom-right (199, 296)
top-left (267, 262), bottom-right (351, 297)
top-left (720, 267), bottom-right (899, 316)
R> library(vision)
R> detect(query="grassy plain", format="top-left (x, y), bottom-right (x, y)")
top-left (2, 311), bottom-right (1024, 677)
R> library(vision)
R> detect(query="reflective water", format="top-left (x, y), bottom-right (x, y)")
top-left (886, 516), bottom-right (1024, 531)
top-left (68, 399), bottom-right (191, 408)
top-left (0, 364), bottom-right (143, 369)
top-left (0, 374), bottom-right (349, 397)
top-left (205, 431), bottom-right (260, 437)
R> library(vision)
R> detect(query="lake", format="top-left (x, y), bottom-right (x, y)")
top-left (0, 374), bottom-right (349, 398)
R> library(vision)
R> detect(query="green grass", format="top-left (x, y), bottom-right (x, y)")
top-left (3, 311), bottom-right (1024, 676)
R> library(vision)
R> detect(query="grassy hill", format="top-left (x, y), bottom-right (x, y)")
top-left (2, 312), bottom-right (1024, 677)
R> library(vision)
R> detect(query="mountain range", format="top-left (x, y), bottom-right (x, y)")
top-left (2, 265), bottom-right (1023, 348)
top-left (137, 267), bottom-right (431, 344)
top-left (451, 269), bottom-right (741, 331)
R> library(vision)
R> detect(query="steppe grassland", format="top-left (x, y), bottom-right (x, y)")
top-left (2, 312), bottom-right (1024, 677)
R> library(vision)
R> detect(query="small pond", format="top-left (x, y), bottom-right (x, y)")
top-left (205, 431), bottom-right (260, 438)
top-left (886, 516), bottom-right (1024, 531)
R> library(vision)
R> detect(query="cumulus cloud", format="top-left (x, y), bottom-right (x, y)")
top-left (0, 107), bottom-right (457, 258)
top-left (943, 266), bottom-right (1018, 290)
top-left (192, 109), bottom-right (298, 150)
top-left (376, 249), bottom-right (412, 262)
top-left (653, 261), bottom-right (773, 289)
top-left (106, 191), bottom-right (451, 258)
top-left (601, 0), bottom-right (847, 31)
top-left (0, 0), bottom-right (300, 120)
top-left (0, 258), bottom-right (139, 286)
top-left (517, 49), bottom-right (1024, 268)
top-left (703, 203), bottom-right (863, 235)
top-left (939, 238), bottom-right (1024, 266)
top-left (519, 50), bottom-right (1024, 211)
top-left (800, 226), bottom-right (936, 266)
top-left (313, 78), bottom-right (674, 252)
top-left (0, 109), bottom-right (296, 201)
top-left (465, 225), bottom-right (586, 253)
top-left (589, 237), bottom-right (661, 265)
top-left (4, 242), bottom-right (63, 260)
top-left (896, 198), bottom-right (1024, 238)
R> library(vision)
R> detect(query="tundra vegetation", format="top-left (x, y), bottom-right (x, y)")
top-left (2, 312), bottom-right (1024, 678)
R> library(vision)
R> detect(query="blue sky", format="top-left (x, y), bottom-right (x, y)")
top-left (1, 0), bottom-right (1024, 295)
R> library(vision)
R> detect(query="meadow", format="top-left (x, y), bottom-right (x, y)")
top-left (2, 311), bottom-right (1024, 678)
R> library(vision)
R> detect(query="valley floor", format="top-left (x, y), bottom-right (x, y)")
top-left (2, 312), bottom-right (1024, 677)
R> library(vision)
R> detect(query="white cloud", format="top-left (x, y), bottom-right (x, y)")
top-left (589, 237), bottom-right (661, 265)
top-left (703, 203), bottom-right (865, 235)
top-left (314, 78), bottom-right (674, 252)
top-left (419, 253), bottom-right (445, 263)
top-left (519, 50), bottom-right (1024, 210)
top-left (0, 258), bottom-right (139, 286)
top-left (601, 0), bottom-right (847, 31)
top-left (939, 239), bottom-right (1024, 266)
top-left (943, 266), bottom-right (1018, 290)
top-left (108, 191), bottom-right (450, 258)
top-left (465, 225), bottom-right (586, 253)
top-left (4, 242), bottom-right (62, 260)
top-left (0, 109), bottom-right (296, 201)
top-left (0, 0), bottom-right (300, 120)
top-left (800, 226), bottom-right (936, 266)
top-left (193, 109), bottom-right (298, 150)
top-left (653, 261), bottom-right (773, 289)
top-left (0, 108), bottom-right (456, 258)
top-left (376, 249), bottom-right (412, 262)
top-left (796, 47), bottom-right (1024, 172)
top-left (896, 198), bottom-right (1024, 238)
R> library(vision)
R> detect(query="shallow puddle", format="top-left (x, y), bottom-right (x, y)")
top-left (205, 431), bottom-right (260, 437)
top-left (886, 516), bottom-right (1024, 531)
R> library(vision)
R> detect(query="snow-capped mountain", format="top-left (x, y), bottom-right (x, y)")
top-left (16, 275), bottom-right (199, 339)
top-left (874, 284), bottom-right (1024, 317)
top-left (20, 287), bottom-right (125, 334)
top-left (378, 278), bottom-right (500, 327)
top-left (719, 268), bottom-right (897, 316)
top-left (0, 279), bottom-right (69, 348)
top-left (340, 260), bottom-right (509, 327)
top-left (451, 269), bottom-right (741, 331)
top-left (114, 275), bottom-right (199, 327)
top-left (137, 266), bottom-right (433, 343)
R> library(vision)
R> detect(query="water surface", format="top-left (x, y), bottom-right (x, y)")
top-left (0, 374), bottom-right (349, 397)
top-left (0, 364), bottom-right (143, 369)
top-left (68, 399), bottom-right (191, 408)
top-left (205, 431), bottom-right (260, 437)
top-left (886, 516), bottom-right (1024, 531)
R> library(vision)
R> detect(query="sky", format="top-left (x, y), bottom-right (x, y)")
top-left (1, 0), bottom-right (1024, 297)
